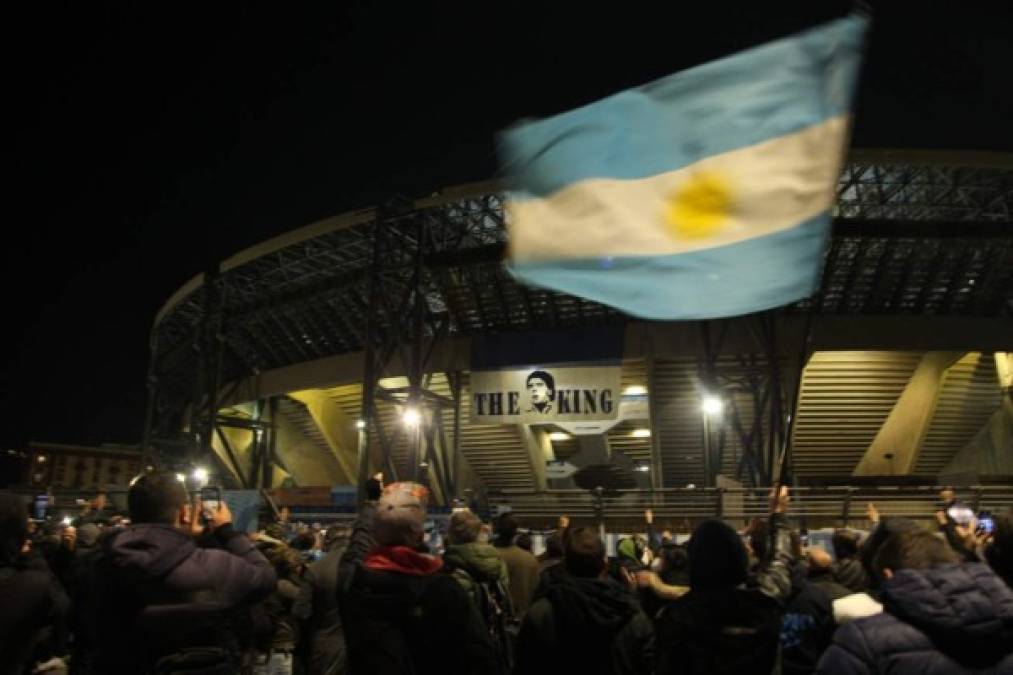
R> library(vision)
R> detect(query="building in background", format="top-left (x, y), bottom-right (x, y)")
top-left (24, 441), bottom-right (142, 490)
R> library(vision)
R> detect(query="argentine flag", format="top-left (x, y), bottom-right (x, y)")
top-left (500, 14), bottom-right (867, 320)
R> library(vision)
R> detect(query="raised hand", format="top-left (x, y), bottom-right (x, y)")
top-left (769, 485), bottom-right (790, 514)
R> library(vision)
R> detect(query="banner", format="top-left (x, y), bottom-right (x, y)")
top-left (470, 326), bottom-right (624, 425)
top-left (470, 364), bottom-right (621, 424)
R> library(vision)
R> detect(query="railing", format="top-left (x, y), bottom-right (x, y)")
top-left (12, 485), bottom-right (1012, 530)
top-left (495, 485), bottom-right (1013, 527)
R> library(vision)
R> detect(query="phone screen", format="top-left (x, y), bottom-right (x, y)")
top-left (977, 512), bottom-right (994, 535)
top-left (200, 487), bottom-right (221, 519)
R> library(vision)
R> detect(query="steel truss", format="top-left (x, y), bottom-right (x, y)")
top-left (356, 201), bottom-right (466, 505)
top-left (143, 156), bottom-right (1012, 481)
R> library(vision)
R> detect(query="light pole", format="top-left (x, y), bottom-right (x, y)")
top-left (701, 395), bottom-right (723, 488)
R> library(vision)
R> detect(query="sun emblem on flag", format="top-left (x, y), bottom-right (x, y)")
top-left (665, 170), bottom-right (733, 239)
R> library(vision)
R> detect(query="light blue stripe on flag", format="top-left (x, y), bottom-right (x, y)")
top-left (500, 13), bottom-right (867, 320)
top-left (501, 14), bottom-right (867, 200)
top-left (511, 215), bottom-right (827, 320)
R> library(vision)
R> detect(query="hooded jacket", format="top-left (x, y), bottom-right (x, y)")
top-left (816, 563), bottom-right (1013, 674)
top-left (444, 541), bottom-right (511, 608)
top-left (834, 556), bottom-right (871, 593)
top-left (94, 522), bottom-right (276, 672)
top-left (338, 503), bottom-right (498, 675)
top-left (515, 574), bottom-right (655, 675)
top-left (296, 546), bottom-right (348, 675)
top-left (780, 562), bottom-right (837, 675)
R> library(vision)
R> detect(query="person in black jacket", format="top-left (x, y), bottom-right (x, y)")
top-left (816, 529), bottom-right (1013, 674)
top-left (338, 480), bottom-right (497, 675)
top-left (656, 486), bottom-right (795, 675)
top-left (93, 471), bottom-right (277, 674)
top-left (295, 524), bottom-right (350, 675)
top-left (780, 534), bottom-right (837, 675)
top-left (515, 526), bottom-right (654, 675)
top-left (1, 492), bottom-right (65, 675)
top-left (832, 528), bottom-right (870, 593)
top-left (984, 508), bottom-right (1012, 589)
top-left (807, 547), bottom-right (852, 601)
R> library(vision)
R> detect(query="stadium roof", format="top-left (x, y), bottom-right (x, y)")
top-left (152, 150), bottom-right (1011, 391)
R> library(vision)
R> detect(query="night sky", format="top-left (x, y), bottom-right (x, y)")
top-left (3, 3), bottom-right (1011, 452)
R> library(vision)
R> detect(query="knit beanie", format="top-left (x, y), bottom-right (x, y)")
top-left (374, 482), bottom-right (429, 547)
top-left (688, 519), bottom-right (749, 588)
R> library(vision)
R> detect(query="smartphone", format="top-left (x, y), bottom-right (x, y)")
top-left (977, 511), bottom-right (994, 535)
top-left (200, 486), bottom-right (221, 521)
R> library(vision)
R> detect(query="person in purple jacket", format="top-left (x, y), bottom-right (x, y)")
top-left (93, 471), bottom-right (277, 674)
top-left (816, 529), bottom-right (1013, 674)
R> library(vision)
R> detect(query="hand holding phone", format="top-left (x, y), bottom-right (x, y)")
top-left (199, 487), bottom-right (232, 530)
top-left (977, 512), bottom-right (995, 536)
top-left (200, 486), bottom-right (221, 521)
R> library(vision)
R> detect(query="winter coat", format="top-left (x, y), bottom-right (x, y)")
top-left (296, 546), bottom-right (348, 675)
top-left (94, 522), bottom-right (276, 673)
top-left (781, 564), bottom-right (837, 675)
top-left (834, 556), bottom-right (870, 593)
top-left (809, 566), bottom-right (854, 601)
top-left (68, 543), bottom-right (105, 675)
top-left (816, 563), bottom-right (1013, 674)
top-left (515, 574), bottom-right (655, 675)
top-left (443, 542), bottom-right (511, 608)
top-left (0, 565), bottom-right (53, 675)
top-left (337, 504), bottom-right (498, 675)
top-left (494, 544), bottom-right (540, 618)
top-left (655, 513), bottom-right (794, 675)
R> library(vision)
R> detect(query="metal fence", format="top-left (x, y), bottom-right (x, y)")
top-left (11, 484), bottom-right (1012, 530)
top-left (497, 485), bottom-right (1013, 528)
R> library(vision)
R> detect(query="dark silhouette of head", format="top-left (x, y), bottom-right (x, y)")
top-left (0, 492), bottom-right (29, 566)
top-left (544, 532), bottom-right (564, 560)
top-left (128, 472), bottom-right (188, 525)
top-left (448, 508), bottom-right (483, 545)
top-left (688, 519), bottom-right (749, 588)
top-left (872, 529), bottom-right (958, 583)
top-left (833, 529), bottom-right (861, 559)
top-left (495, 513), bottom-right (519, 547)
top-left (745, 518), bottom-right (770, 561)
top-left (564, 526), bottom-right (606, 578)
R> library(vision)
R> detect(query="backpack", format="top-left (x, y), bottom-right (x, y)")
top-left (450, 567), bottom-right (518, 674)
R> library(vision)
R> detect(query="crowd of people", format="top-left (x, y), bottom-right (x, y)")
top-left (2, 475), bottom-right (1012, 675)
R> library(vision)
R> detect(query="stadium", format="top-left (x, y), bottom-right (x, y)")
top-left (143, 149), bottom-right (1013, 527)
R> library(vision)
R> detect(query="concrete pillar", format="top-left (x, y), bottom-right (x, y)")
top-left (854, 351), bottom-right (964, 476)
top-left (520, 425), bottom-right (554, 491)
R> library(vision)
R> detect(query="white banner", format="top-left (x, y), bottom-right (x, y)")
top-left (469, 364), bottom-right (621, 425)
top-left (554, 394), bottom-right (649, 435)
